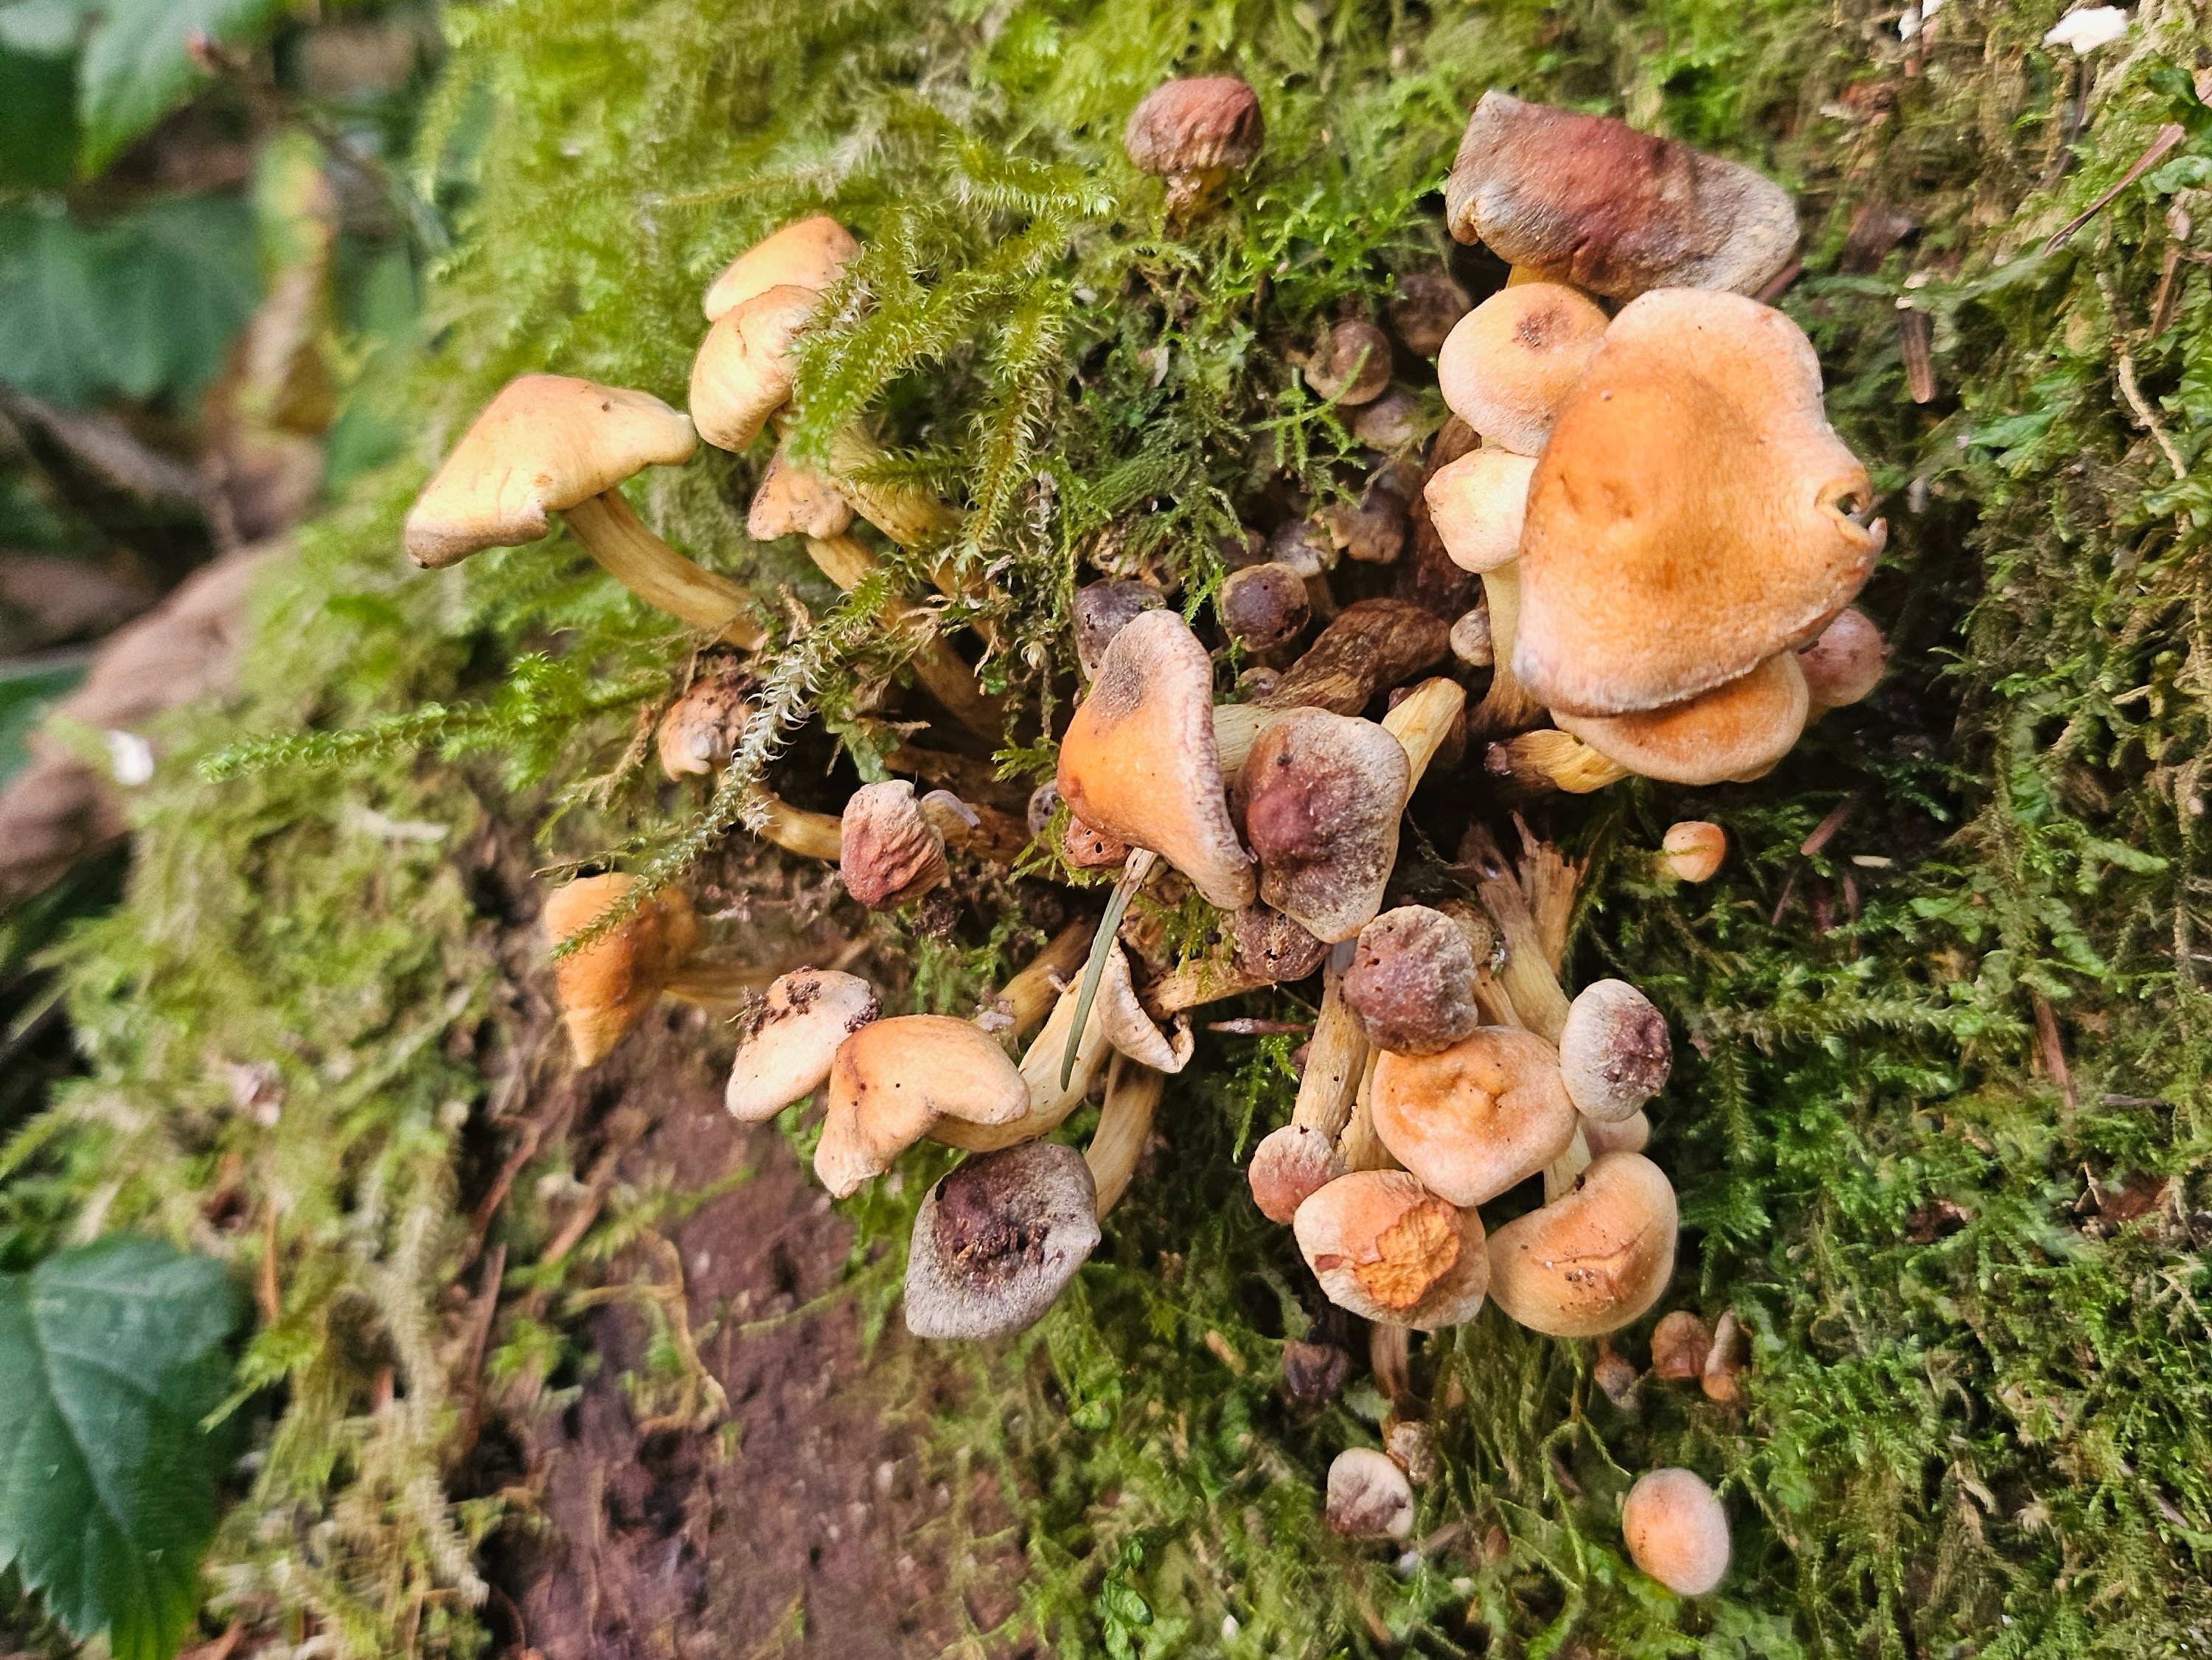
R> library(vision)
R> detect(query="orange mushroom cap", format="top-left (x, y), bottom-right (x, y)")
top-left (542, 874), bottom-right (699, 1067)
top-left (1553, 649), bottom-right (1809, 786)
top-left (1434, 283), bottom-right (1608, 456)
top-left (1293, 1169), bottom-right (1490, 1330)
top-left (702, 215), bottom-right (858, 322)
top-left (1370, 1027), bottom-right (1578, 1206)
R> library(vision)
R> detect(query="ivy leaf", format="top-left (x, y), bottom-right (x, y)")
top-left (0, 1236), bottom-right (241, 1660)
top-left (76, 0), bottom-right (288, 171)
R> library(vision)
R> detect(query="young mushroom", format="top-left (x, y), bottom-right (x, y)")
top-left (1557, 979), bottom-right (1671, 1123)
top-left (1621, 1468), bottom-right (1732, 1596)
top-left (1798, 605), bottom-right (1888, 715)
top-left (1218, 562), bottom-right (1312, 652)
top-left (405, 375), bottom-right (760, 643)
top-left (1073, 578), bottom-right (1167, 680)
top-left (1123, 75), bottom-right (1265, 220)
top-left (656, 665), bottom-right (751, 778)
top-left (1514, 289), bottom-right (1885, 719)
top-left (1424, 448), bottom-right (1535, 575)
top-left (815, 1015), bottom-right (1031, 1197)
top-left (725, 968), bottom-right (880, 1120)
top-left (838, 780), bottom-right (981, 909)
top-left (1661, 820), bottom-right (1728, 883)
top-left (1340, 906), bottom-right (1484, 1057)
top-left (1486, 1151), bottom-right (1678, 1336)
top-left (1325, 1448), bottom-right (1416, 1540)
top-left (542, 873), bottom-right (702, 1066)
top-left (1435, 283), bottom-right (1608, 456)
top-left (1293, 1168), bottom-right (1490, 1330)
top-left (1304, 318), bottom-right (1395, 408)
top-left (1389, 270), bottom-right (1473, 358)
top-left (903, 1141), bottom-right (1102, 1340)
top-left (1369, 1027), bottom-right (1578, 1206)
top-left (1248, 948), bottom-right (1364, 1222)
top-left (1056, 608), bottom-right (1256, 911)
top-left (1444, 90), bottom-right (1799, 300)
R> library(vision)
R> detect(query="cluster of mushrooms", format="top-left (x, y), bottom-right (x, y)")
top-left (403, 78), bottom-right (1896, 1602)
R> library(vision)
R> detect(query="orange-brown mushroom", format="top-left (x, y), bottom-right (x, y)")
top-left (1799, 605), bottom-right (1888, 714)
top-left (1293, 1169), bottom-right (1490, 1330)
top-left (1552, 649), bottom-right (1809, 786)
top-left (1622, 1468), bottom-right (1731, 1595)
top-left (1369, 1027), bottom-right (1578, 1206)
top-left (1124, 76), bottom-right (1265, 219)
top-left (543, 874), bottom-right (701, 1067)
top-left (703, 215), bottom-right (859, 322)
top-left (1435, 283), bottom-right (1608, 456)
top-left (690, 285), bottom-right (822, 454)
top-left (815, 1015), bottom-right (1031, 1197)
top-left (1486, 1151), bottom-right (1677, 1337)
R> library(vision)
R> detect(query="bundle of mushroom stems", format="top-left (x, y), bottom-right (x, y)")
top-left (402, 80), bottom-right (1902, 1598)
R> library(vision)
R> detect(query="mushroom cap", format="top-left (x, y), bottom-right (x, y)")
top-left (1342, 906), bottom-right (1484, 1057)
top-left (1389, 270), bottom-right (1474, 358)
top-left (1660, 820), bottom-right (1727, 883)
top-left (1798, 605), bottom-right (1887, 710)
top-left (1321, 487), bottom-right (1408, 565)
top-left (1062, 810), bottom-right (1131, 869)
top-left (840, 780), bottom-right (950, 910)
top-left (1123, 76), bottom-right (1265, 177)
top-left (1423, 448), bottom-right (1536, 574)
top-left (1444, 90), bottom-right (1799, 300)
top-left (543, 875), bottom-right (699, 1067)
top-left (1370, 1026), bottom-right (1578, 1206)
top-left (1056, 608), bottom-right (1256, 911)
top-left (1099, 941), bottom-right (1193, 1074)
top-left (1325, 1448), bottom-right (1415, 1539)
top-left (655, 668), bottom-right (750, 779)
top-left (903, 1142), bottom-right (1101, 1340)
top-left (1228, 904), bottom-right (1330, 983)
top-left (815, 1015), bottom-right (1030, 1197)
top-left (1234, 710), bottom-right (1409, 944)
top-left (1435, 284), bottom-right (1609, 456)
top-left (1072, 578), bottom-right (1166, 681)
top-left (1218, 562), bottom-right (1312, 651)
top-left (1515, 289), bottom-right (1885, 718)
top-left (1581, 1108), bottom-right (1651, 1157)
top-left (1293, 1169), bottom-right (1490, 1330)
top-left (1486, 1151), bottom-right (1678, 1336)
top-left (726, 968), bottom-right (880, 1121)
top-left (703, 215), bottom-right (859, 322)
top-left (403, 375), bottom-right (697, 569)
top-left (1247, 1122), bottom-right (1343, 1224)
top-left (1449, 602), bottom-right (1495, 669)
top-left (748, 445), bottom-right (854, 540)
top-left (1554, 650), bottom-right (1809, 786)
top-left (1557, 979), bottom-right (1672, 1122)
top-left (1307, 319), bottom-right (1394, 407)
top-left (689, 284), bottom-right (821, 453)
top-left (1349, 386), bottom-right (1429, 451)
top-left (1649, 1310), bottom-right (1714, 1380)
top-left (1622, 1468), bottom-right (1731, 1596)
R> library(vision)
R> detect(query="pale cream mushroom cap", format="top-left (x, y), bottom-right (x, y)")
top-left (703, 215), bottom-right (859, 322)
top-left (1622, 1468), bottom-right (1732, 1596)
top-left (1325, 1448), bottom-right (1415, 1539)
top-left (404, 375), bottom-right (697, 569)
top-left (1435, 283), bottom-right (1608, 456)
top-left (1557, 979), bottom-right (1672, 1122)
top-left (689, 284), bottom-right (821, 453)
top-left (815, 1015), bottom-right (1030, 1197)
top-left (1423, 448), bottom-right (1536, 574)
top-left (726, 968), bottom-right (880, 1121)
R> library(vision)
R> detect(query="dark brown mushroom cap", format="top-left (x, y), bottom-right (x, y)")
top-left (904, 1142), bottom-right (1102, 1340)
top-left (1056, 608), bottom-right (1256, 911)
top-left (1256, 599), bottom-right (1451, 716)
top-left (1342, 906), bottom-right (1483, 1057)
top-left (1219, 562), bottom-right (1312, 651)
top-left (1234, 710), bottom-right (1411, 943)
top-left (1390, 271), bottom-right (1474, 358)
top-left (1073, 579), bottom-right (1166, 681)
top-left (1307, 319), bottom-right (1394, 407)
top-left (1443, 90), bottom-right (1799, 300)
top-left (1124, 76), bottom-right (1265, 177)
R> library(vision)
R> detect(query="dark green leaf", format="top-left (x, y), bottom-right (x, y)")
top-left (0, 46), bottom-right (77, 185)
top-left (0, 657), bottom-right (83, 789)
top-left (0, 1237), bottom-right (240, 1660)
top-left (76, 0), bottom-right (286, 171)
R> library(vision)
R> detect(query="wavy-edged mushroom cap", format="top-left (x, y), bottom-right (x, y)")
top-left (1554, 650), bottom-right (1809, 786)
top-left (1649, 1310), bottom-right (1714, 1380)
top-left (748, 445), bottom-right (854, 540)
top-left (1230, 903), bottom-right (1330, 984)
top-left (1326, 1448), bottom-right (1415, 1539)
top-left (1516, 289), bottom-right (1885, 718)
top-left (1124, 76), bottom-right (1264, 182)
top-left (903, 1142), bottom-right (1101, 1340)
top-left (1294, 1169), bottom-right (1490, 1330)
top-left (1056, 608), bottom-right (1256, 911)
top-left (1099, 942), bottom-right (1194, 1074)
top-left (1486, 1151), bottom-right (1678, 1336)
top-left (1218, 561), bottom-right (1311, 651)
top-left (1072, 578), bottom-right (1165, 681)
top-left (1557, 979), bottom-right (1671, 1122)
top-left (1435, 284), bottom-right (1608, 456)
top-left (1661, 820), bottom-right (1727, 883)
top-left (1342, 906), bottom-right (1482, 1057)
top-left (1370, 1027), bottom-right (1577, 1206)
top-left (703, 215), bottom-right (859, 322)
top-left (1444, 91), bottom-right (1798, 300)
top-left (1798, 605), bottom-right (1888, 711)
top-left (815, 1015), bottom-right (1030, 1197)
top-left (404, 375), bottom-right (698, 569)
top-left (1622, 1468), bottom-right (1731, 1596)
top-left (655, 667), bottom-right (750, 779)
top-left (1234, 710), bottom-right (1410, 943)
top-left (1424, 448), bottom-right (1536, 574)
top-left (726, 968), bottom-right (880, 1121)
top-left (689, 284), bottom-right (821, 453)
top-left (840, 780), bottom-right (950, 909)
top-left (543, 874), bottom-right (700, 1067)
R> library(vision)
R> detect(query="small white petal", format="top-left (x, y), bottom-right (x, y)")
top-left (104, 729), bottom-right (154, 786)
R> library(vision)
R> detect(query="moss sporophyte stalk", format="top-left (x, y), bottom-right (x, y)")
top-left (15, 0), bottom-right (2212, 1655)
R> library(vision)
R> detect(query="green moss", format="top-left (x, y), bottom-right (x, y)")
top-left (9, 0), bottom-right (2212, 1653)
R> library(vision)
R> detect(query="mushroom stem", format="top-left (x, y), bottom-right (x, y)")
top-left (563, 490), bottom-right (765, 647)
top-left (1370, 1323), bottom-right (1412, 1411)
top-left (1543, 1122), bottom-right (1594, 1203)
top-left (941, 968), bottom-right (1116, 1151)
top-left (985, 920), bottom-right (1098, 1038)
top-left (1380, 676), bottom-right (1467, 785)
top-left (1467, 562), bottom-right (1543, 737)
top-left (1088, 1052), bottom-right (1166, 1218)
top-left (1060, 848), bottom-right (1161, 1088)
top-left (757, 793), bottom-right (845, 861)
top-left (1461, 824), bottom-right (1573, 1043)
top-left (1213, 702), bottom-right (1306, 779)
top-left (1486, 729), bottom-right (1631, 794)
top-left (1336, 1051), bottom-right (1394, 1172)
top-left (802, 533), bottom-right (1005, 740)
top-left (659, 959), bottom-right (784, 1010)
top-left (820, 426), bottom-right (1004, 648)
top-left (1144, 956), bottom-right (1273, 1017)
